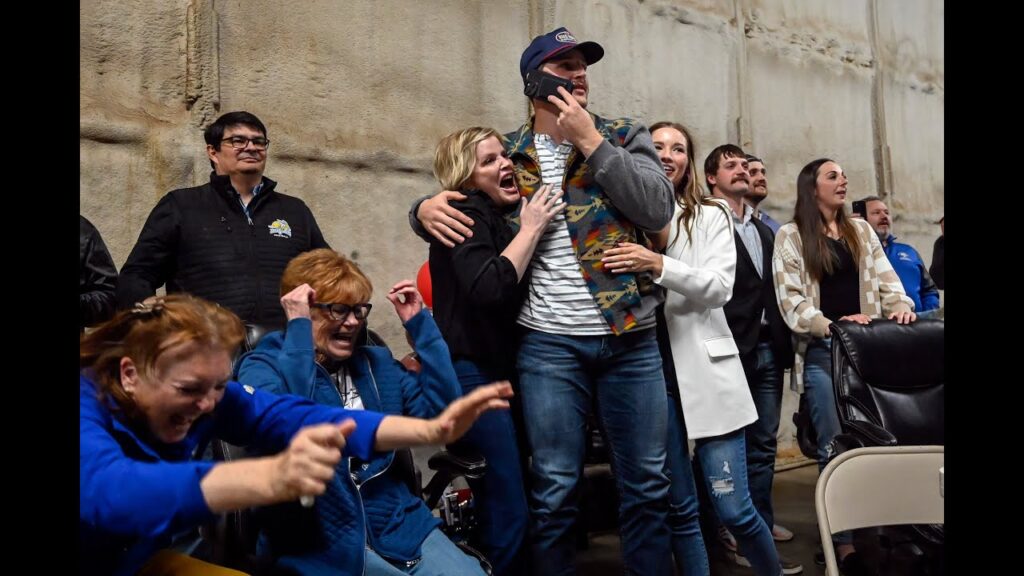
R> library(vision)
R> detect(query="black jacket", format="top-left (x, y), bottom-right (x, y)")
top-left (428, 191), bottom-right (524, 377)
top-left (723, 217), bottom-right (794, 369)
top-left (116, 172), bottom-right (329, 327)
top-left (929, 235), bottom-right (944, 290)
top-left (80, 215), bottom-right (118, 330)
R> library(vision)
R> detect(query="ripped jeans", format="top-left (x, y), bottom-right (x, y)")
top-left (666, 396), bottom-right (780, 576)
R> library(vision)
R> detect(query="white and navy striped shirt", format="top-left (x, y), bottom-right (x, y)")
top-left (517, 134), bottom-right (614, 335)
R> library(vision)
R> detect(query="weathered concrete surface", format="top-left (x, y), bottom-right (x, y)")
top-left (82, 0), bottom-right (942, 454)
top-left (876, 0), bottom-right (944, 258)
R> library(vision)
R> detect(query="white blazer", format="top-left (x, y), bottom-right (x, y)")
top-left (655, 199), bottom-right (757, 440)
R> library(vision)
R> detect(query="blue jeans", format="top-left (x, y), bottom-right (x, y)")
top-left (742, 341), bottom-right (784, 528)
top-left (516, 328), bottom-right (672, 576)
top-left (803, 337), bottom-right (843, 469)
top-left (449, 360), bottom-right (529, 576)
top-left (664, 394), bottom-right (710, 576)
top-left (666, 397), bottom-right (781, 576)
top-left (803, 336), bottom-right (850, 545)
top-left (364, 528), bottom-right (486, 575)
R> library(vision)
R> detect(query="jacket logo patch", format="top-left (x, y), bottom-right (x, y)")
top-left (268, 219), bottom-right (292, 238)
top-left (243, 385), bottom-right (255, 395)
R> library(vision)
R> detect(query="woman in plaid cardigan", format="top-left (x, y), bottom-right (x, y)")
top-left (771, 157), bottom-right (915, 572)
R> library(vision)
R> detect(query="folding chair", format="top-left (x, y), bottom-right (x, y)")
top-left (815, 445), bottom-right (944, 576)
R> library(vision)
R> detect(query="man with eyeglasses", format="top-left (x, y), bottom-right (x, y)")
top-left (117, 111), bottom-right (330, 328)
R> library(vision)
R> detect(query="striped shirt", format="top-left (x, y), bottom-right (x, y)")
top-left (517, 134), bottom-right (613, 335)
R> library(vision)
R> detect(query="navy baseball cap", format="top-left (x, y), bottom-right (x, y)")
top-left (519, 27), bottom-right (604, 79)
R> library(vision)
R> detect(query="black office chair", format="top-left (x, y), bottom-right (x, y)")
top-left (827, 318), bottom-right (945, 575)
top-left (828, 318), bottom-right (944, 450)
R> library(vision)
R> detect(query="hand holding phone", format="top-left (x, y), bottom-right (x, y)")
top-left (851, 200), bottom-right (866, 219)
top-left (523, 70), bottom-right (574, 102)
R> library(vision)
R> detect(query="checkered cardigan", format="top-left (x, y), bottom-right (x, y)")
top-left (772, 218), bottom-right (913, 392)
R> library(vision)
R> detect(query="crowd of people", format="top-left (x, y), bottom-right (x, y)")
top-left (81, 25), bottom-right (942, 576)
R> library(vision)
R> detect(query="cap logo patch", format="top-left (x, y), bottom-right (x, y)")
top-left (555, 31), bottom-right (576, 43)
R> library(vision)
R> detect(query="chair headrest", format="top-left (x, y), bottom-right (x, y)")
top-left (244, 322), bottom-right (278, 352)
top-left (829, 319), bottom-right (944, 389)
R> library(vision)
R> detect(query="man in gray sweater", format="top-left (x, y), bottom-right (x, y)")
top-left (410, 27), bottom-right (674, 576)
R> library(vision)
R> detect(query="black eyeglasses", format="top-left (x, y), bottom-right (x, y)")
top-left (221, 136), bottom-right (270, 150)
top-left (310, 302), bottom-right (372, 321)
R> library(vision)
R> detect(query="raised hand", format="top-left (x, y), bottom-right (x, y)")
top-left (547, 86), bottom-right (604, 157)
top-left (386, 279), bottom-right (423, 323)
top-left (281, 283), bottom-right (316, 321)
top-left (429, 381), bottom-right (513, 444)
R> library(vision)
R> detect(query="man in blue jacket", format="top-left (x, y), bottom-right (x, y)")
top-left (862, 197), bottom-right (940, 314)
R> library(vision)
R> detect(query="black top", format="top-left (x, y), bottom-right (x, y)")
top-left (929, 235), bottom-right (944, 290)
top-left (80, 215), bottom-right (119, 329)
top-left (819, 237), bottom-right (861, 321)
top-left (428, 191), bottom-right (525, 377)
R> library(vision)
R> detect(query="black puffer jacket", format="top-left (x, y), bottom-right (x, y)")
top-left (116, 172), bottom-right (329, 327)
top-left (80, 215), bottom-right (118, 330)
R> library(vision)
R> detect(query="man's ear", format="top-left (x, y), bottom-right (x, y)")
top-left (206, 144), bottom-right (219, 168)
top-left (120, 357), bottom-right (139, 394)
top-left (707, 173), bottom-right (718, 190)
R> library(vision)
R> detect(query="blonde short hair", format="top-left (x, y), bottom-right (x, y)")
top-left (433, 127), bottom-right (504, 191)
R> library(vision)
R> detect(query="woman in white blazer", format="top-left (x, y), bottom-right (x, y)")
top-left (603, 126), bottom-right (780, 576)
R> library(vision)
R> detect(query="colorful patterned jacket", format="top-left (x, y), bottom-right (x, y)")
top-left (504, 114), bottom-right (674, 334)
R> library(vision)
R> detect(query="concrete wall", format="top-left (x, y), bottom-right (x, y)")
top-left (81, 0), bottom-right (943, 460)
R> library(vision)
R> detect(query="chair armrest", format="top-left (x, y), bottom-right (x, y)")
top-left (845, 419), bottom-right (898, 447)
top-left (428, 450), bottom-right (487, 479)
top-left (828, 433), bottom-right (865, 458)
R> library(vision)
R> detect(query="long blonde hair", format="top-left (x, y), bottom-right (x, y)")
top-left (649, 121), bottom-right (724, 247)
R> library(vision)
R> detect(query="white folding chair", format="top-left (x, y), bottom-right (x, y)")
top-left (815, 446), bottom-right (944, 576)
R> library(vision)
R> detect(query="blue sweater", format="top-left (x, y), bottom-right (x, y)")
top-left (235, 309), bottom-right (461, 575)
top-left (882, 235), bottom-right (940, 312)
top-left (79, 375), bottom-right (383, 576)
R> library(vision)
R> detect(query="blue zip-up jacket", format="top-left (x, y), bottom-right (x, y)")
top-left (235, 309), bottom-right (461, 575)
top-left (882, 235), bottom-right (940, 312)
top-left (79, 374), bottom-right (384, 576)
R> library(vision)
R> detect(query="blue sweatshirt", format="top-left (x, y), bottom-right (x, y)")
top-left (882, 235), bottom-right (940, 312)
top-left (79, 375), bottom-right (383, 576)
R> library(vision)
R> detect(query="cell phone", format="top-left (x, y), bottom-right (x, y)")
top-left (523, 69), bottom-right (575, 101)
top-left (851, 200), bottom-right (866, 218)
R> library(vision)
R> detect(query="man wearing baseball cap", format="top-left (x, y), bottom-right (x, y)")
top-left (411, 27), bottom-right (674, 576)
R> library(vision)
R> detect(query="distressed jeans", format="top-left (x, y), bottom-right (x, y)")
top-left (666, 396), bottom-right (780, 576)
